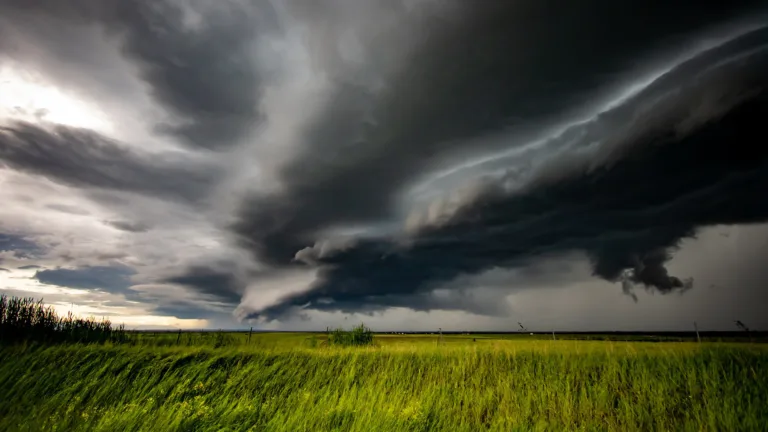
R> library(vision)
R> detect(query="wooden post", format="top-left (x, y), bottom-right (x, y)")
top-left (552, 330), bottom-right (556, 341)
top-left (176, 329), bottom-right (181, 345)
top-left (438, 327), bottom-right (442, 346)
top-left (248, 327), bottom-right (253, 344)
top-left (694, 321), bottom-right (700, 343)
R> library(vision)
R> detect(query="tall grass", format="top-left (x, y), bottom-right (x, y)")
top-left (0, 295), bottom-right (126, 345)
top-left (2, 297), bottom-right (766, 430)
top-left (0, 342), bottom-right (766, 431)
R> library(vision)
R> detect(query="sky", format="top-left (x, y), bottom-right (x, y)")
top-left (1, 0), bottom-right (767, 331)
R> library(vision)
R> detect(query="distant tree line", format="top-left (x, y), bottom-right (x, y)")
top-left (0, 295), bottom-right (127, 345)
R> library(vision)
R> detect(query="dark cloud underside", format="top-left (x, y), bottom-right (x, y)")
top-left (162, 266), bottom-right (243, 306)
top-left (247, 25), bottom-right (768, 319)
top-left (233, 1), bottom-right (768, 266)
top-left (34, 265), bottom-right (134, 293)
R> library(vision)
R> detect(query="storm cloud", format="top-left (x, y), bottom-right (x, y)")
top-left (1, 0), bottom-right (768, 328)
top-left (34, 265), bottom-right (134, 293)
top-left (243, 20), bottom-right (768, 320)
top-left (162, 265), bottom-right (244, 306)
top-left (233, 1), bottom-right (768, 265)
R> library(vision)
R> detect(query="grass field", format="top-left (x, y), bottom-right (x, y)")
top-left (1, 333), bottom-right (767, 431)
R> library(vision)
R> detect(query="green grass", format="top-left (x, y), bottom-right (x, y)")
top-left (1, 336), bottom-right (767, 431)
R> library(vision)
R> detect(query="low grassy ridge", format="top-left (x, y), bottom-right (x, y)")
top-left (1, 337), bottom-right (767, 431)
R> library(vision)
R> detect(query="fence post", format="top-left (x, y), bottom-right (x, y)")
top-left (176, 329), bottom-right (181, 345)
top-left (248, 327), bottom-right (253, 344)
top-left (694, 321), bottom-right (700, 343)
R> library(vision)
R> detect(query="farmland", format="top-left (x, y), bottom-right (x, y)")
top-left (1, 332), bottom-right (767, 431)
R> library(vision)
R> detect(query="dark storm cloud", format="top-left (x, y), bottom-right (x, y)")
top-left (0, 0), bottom-right (280, 150)
top-left (0, 121), bottom-right (219, 203)
top-left (246, 25), bottom-right (768, 320)
top-left (108, 0), bottom-right (280, 149)
top-left (162, 266), bottom-right (243, 306)
top-left (34, 265), bottom-right (135, 293)
top-left (234, 0), bottom-right (768, 265)
top-left (4, 0), bottom-right (768, 326)
top-left (424, 25), bottom-right (768, 196)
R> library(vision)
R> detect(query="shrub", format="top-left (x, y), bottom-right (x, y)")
top-left (328, 323), bottom-right (374, 346)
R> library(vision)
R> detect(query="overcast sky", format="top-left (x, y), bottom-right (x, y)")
top-left (1, 0), bottom-right (767, 331)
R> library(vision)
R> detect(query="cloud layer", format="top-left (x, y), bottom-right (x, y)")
top-left (0, 0), bottom-right (767, 329)
top-left (238, 10), bottom-right (768, 319)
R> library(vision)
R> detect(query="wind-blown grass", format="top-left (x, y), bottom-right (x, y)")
top-left (1, 297), bottom-right (765, 430)
top-left (0, 295), bottom-right (126, 345)
top-left (1, 341), bottom-right (766, 431)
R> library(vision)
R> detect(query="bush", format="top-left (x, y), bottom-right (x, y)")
top-left (328, 323), bottom-right (374, 346)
